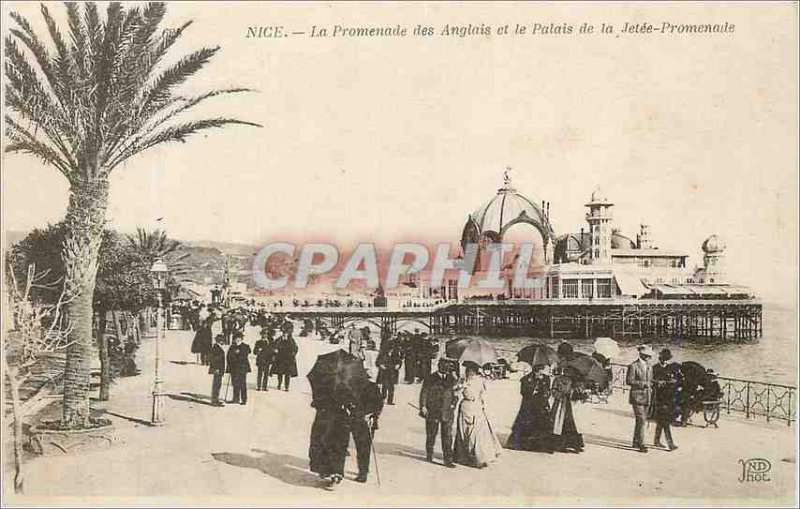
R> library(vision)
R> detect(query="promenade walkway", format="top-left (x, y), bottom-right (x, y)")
top-left (6, 328), bottom-right (796, 507)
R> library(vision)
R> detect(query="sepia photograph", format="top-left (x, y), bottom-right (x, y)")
top-left (1, 1), bottom-right (798, 507)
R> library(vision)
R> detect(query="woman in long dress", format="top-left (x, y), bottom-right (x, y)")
top-left (308, 401), bottom-right (349, 488)
top-left (271, 331), bottom-right (299, 391)
top-left (506, 364), bottom-right (554, 453)
top-left (190, 317), bottom-right (213, 365)
top-left (453, 362), bottom-right (502, 468)
top-left (550, 366), bottom-right (586, 453)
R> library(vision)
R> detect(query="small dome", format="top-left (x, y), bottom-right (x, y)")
top-left (611, 231), bottom-right (636, 249)
top-left (702, 235), bottom-right (726, 254)
top-left (590, 186), bottom-right (607, 203)
top-left (585, 186), bottom-right (613, 207)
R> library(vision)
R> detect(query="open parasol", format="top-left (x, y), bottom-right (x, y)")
top-left (593, 337), bottom-right (620, 359)
top-left (563, 354), bottom-right (609, 386)
top-left (445, 338), bottom-right (498, 367)
top-left (444, 338), bottom-right (470, 359)
top-left (517, 343), bottom-right (559, 367)
top-left (680, 361), bottom-right (708, 388)
top-left (307, 349), bottom-right (370, 407)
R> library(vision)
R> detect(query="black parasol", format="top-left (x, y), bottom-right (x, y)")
top-left (517, 343), bottom-right (559, 367)
top-left (307, 349), bottom-right (371, 407)
top-left (680, 361), bottom-right (708, 388)
top-left (563, 354), bottom-right (609, 386)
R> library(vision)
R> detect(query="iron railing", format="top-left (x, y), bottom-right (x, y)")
top-left (610, 363), bottom-right (796, 426)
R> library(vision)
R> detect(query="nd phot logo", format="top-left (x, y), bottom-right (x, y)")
top-left (738, 458), bottom-right (771, 483)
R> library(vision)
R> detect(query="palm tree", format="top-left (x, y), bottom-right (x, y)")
top-left (128, 228), bottom-right (181, 261)
top-left (127, 227), bottom-right (190, 272)
top-left (127, 227), bottom-right (192, 301)
top-left (5, 2), bottom-right (260, 428)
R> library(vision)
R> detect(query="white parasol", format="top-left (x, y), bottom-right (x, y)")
top-left (593, 337), bottom-right (620, 359)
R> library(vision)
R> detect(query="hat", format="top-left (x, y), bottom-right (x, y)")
top-left (557, 342), bottom-right (574, 357)
top-left (637, 344), bottom-right (654, 357)
top-left (214, 334), bottom-right (225, 343)
top-left (659, 348), bottom-right (673, 361)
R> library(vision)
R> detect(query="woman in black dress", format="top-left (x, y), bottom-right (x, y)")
top-left (550, 366), bottom-right (586, 453)
top-left (271, 331), bottom-right (299, 391)
top-left (309, 401), bottom-right (350, 488)
top-left (506, 364), bottom-right (554, 453)
top-left (190, 317), bottom-right (213, 365)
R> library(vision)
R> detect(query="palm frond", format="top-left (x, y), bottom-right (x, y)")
top-left (7, 12), bottom-right (62, 103)
top-left (137, 46), bottom-right (220, 120)
top-left (109, 117), bottom-right (262, 169)
top-left (4, 37), bottom-right (77, 171)
top-left (106, 87), bottom-right (256, 169)
top-left (5, 115), bottom-right (71, 177)
top-left (5, 2), bottom-right (260, 182)
top-left (144, 88), bottom-right (255, 132)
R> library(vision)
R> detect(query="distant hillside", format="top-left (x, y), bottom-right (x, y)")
top-left (181, 239), bottom-right (258, 257)
top-left (4, 229), bottom-right (256, 288)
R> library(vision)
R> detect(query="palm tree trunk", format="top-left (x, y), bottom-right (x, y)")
top-left (98, 308), bottom-right (110, 401)
top-left (61, 179), bottom-right (109, 429)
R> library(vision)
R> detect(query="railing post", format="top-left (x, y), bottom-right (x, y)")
top-left (789, 389), bottom-right (794, 427)
top-left (766, 385), bottom-right (770, 422)
top-left (726, 381), bottom-right (731, 415)
top-left (745, 382), bottom-right (751, 419)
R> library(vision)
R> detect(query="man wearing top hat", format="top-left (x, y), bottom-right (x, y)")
top-left (652, 348), bottom-right (679, 451)
top-left (626, 344), bottom-right (654, 452)
top-left (208, 334), bottom-right (227, 406)
top-left (419, 358), bottom-right (459, 467)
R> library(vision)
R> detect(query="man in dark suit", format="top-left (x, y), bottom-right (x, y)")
top-left (208, 335), bottom-right (226, 406)
top-left (652, 348), bottom-right (679, 451)
top-left (403, 333), bottom-right (417, 383)
top-left (417, 333), bottom-right (436, 382)
top-left (253, 327), bottom-right (276, 391)
top-left (376, 334), bottom-right (402, 405)
top-left (419, 358), bottom-right (458, 467)
top-left (226, 330), bottom-right (251, 405)
top-left (347, 382), bottom-right (384, 483)
top-left (627, 344), bottom-right (654, 452)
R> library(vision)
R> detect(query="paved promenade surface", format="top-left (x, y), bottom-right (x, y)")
top-left (5, 327), bottom-right (797, 507)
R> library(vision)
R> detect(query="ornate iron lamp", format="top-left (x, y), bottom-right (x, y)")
top-left (150, 259), bottom-right (169, 425)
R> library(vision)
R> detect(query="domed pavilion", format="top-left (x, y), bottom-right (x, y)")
top-left (460, 170), bottom-right (556, 267)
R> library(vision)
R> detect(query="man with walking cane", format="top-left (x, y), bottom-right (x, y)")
top-left (347, 382), bottom-right (384, 483)
top-left (208, 334), bottom-right (226, 407)
top-left (226, 330), bottom-right (252, 405)
top-left (419, 358), bottom-right (459, 467)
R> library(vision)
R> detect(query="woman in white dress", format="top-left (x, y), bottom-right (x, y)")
top-left (453, 361), bottom-right (502, 468)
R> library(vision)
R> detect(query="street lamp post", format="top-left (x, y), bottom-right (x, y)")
top-left (150, 259), bottom-right (169, 425)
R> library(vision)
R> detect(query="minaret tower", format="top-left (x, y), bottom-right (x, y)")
top-left (701, 235), bottom-right (726, 284)
top-left (585, 187), bottom-right (614, 264)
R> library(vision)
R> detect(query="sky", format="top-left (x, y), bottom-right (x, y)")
top-left (1, 1), bottom-right (797, 306)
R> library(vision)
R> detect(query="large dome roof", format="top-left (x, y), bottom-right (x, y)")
top-left (469, 180), bottom-right (553, 239)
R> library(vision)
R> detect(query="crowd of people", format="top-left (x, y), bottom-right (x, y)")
top-left (185, 303), bottom-right (300, 406)
top-left (173, 298), bottom-right (725, 489)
